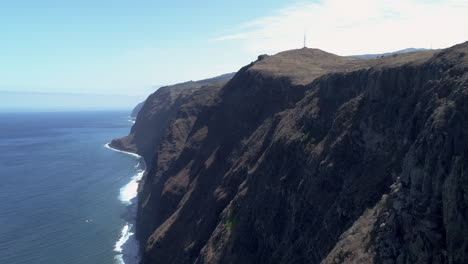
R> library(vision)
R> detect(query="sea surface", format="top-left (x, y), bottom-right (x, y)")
top-left (0, 111), bottom-right (141, 264)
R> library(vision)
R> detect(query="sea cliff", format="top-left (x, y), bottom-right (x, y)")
top-left (112, 42), bottom-right (468, 264)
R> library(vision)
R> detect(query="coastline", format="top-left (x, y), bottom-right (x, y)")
top-left (104, 143), bottom-right (144, 264)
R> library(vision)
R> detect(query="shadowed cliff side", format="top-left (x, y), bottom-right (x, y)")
top-left (113, 42), bottom-right (467, 264)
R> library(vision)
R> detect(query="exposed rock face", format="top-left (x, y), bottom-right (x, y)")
top-left (112, 42), bottom-right (468, 264)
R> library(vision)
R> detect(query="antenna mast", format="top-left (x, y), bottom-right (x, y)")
top-left (303, 33), bottom-right (307, 48)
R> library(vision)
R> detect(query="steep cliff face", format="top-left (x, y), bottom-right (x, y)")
top-left (113, 42), bottom-right (467, 264)
top-left (320, 46), bottom-right (468, 264)
top-left (110, 73), bottom-right (234, 163)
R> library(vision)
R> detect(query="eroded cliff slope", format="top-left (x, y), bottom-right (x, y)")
top-left (113, 43), bottom-right (468, 264)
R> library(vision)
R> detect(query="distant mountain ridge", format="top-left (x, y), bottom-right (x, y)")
top-left (349, 48), bottom-right (431, 59)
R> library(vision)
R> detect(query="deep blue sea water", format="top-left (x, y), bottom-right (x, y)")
top-left (0, 111), bottom-right (139, 264)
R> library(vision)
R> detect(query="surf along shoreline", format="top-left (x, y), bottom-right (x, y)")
top-left (105, 143), bottom-right (145, 264)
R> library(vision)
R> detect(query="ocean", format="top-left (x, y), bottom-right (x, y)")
top-left (0, 111), bottom-right (141, 264)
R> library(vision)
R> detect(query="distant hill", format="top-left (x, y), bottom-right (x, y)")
top-left (130, 101), bottom-right (145, 118)
top-left (349, 48), bottom-right (431, 59)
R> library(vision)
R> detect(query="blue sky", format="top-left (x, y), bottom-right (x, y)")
top-left (0, 0), bottom-right (466, 110)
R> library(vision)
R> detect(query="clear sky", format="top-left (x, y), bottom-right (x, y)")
top-left (0, 0), bottom-right (466, 111)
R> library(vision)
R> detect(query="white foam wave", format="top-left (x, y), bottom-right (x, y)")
top-left (105, 141), bottom-right (146, 264)
top-left (114, 254), bottom-right (125, 264)
top-left (115, 224), bottom-right (132, 253)
top-left (114, 223), bottom-right (141, 264)
top-left (119, 170), bottom-right (144, 204)
top-left (104, 143), bottom-right (141, 159)
top-left (105, 142), bottom-right (144, 264)
top-left (104, 143), bottom-right (144, 204)
top-left (115, 254), bottom-right (124, 264)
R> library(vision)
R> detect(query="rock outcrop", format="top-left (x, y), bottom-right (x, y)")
top-left (112, 42), bottom-right (468, 264)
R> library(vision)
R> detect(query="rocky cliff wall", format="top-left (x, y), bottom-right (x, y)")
top-left (113, 42), bottom-right (468, 264)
